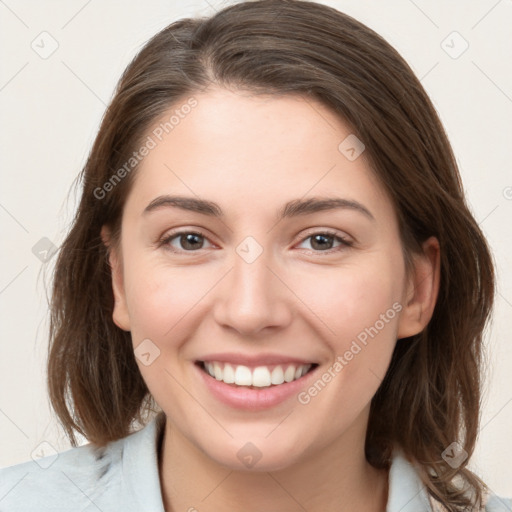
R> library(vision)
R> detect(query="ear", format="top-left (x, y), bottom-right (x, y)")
top-left (397, 236), bottom-right (441, 339)
top-left (101, 225), bottom-right (131, 331)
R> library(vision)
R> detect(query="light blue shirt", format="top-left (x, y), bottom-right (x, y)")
top-left (1, 412), bottom-right (510, 511)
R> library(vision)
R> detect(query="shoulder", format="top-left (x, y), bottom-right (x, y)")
top-left (0, 412), bottom-right (166, 512)
top-left (428, 493), bottom-right (512, 512)
top-left (387, 446), bottom-right (512, 512)
top-left (484, 493), bottom-right (512, 511)
top-left (427, 477), bottom-right (512, 511)
top-left (0, 436), bottom-right (125, 511)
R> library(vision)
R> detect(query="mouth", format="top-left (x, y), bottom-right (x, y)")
top-left (195, 360), bottom-right (319, 389)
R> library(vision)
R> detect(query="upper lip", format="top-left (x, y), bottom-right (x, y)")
top-left (196, 353), bottom-right (318, 367)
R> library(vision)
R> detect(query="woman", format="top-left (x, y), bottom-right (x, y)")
top-left (1, 1), bottom-right (510, 511)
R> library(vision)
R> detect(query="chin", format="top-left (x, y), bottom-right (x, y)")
top-left (200, 436), bottom-right (308, 473)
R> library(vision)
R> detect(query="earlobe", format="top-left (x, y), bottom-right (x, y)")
top-left (101, 225), bottom-right (131, 332)
top-left (396, 236), bottom-right (441, 339)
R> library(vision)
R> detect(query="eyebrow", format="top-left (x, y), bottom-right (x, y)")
top-left (143, 195), bottom-right (375, 222)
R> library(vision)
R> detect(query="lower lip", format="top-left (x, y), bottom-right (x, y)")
top-left (194, 362), bottom-right (319, 411)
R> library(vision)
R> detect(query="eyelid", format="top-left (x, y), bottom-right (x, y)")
top-left (158, 227), bottom-right (353, 254)
top-left (157, 228), bottom-right (217, 251)
top-left (295, 227), bottom-right (351, 244)
top-left (293, 228), bottom-right (353, 254)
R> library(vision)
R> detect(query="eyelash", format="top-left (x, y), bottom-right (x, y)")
top-left (158, 228), bottom-right (353, 255)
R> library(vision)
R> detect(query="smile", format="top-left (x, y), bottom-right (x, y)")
top-left (197, 360), bottom-right (318, 388)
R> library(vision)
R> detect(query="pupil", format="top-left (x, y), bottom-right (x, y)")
top-left (179, 234), bottom-right (334, 251)
top-left (182, 233), bottom-right (202, 250)
top-left (312, 234), bottom-right (333, 250)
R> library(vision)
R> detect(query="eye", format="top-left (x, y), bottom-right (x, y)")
top-left (296, 230), bottom-right (353, 254)
top-left (158, 229), bottom-right (353, 254)
top-left (159, 230), bottom-right (213, 252)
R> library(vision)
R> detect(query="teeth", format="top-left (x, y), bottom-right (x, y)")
top-left (234, 365), bottom-right (252, 386)
top-left (271, 366), bottom-right (285, 385)
top-left (252, 366), bottom-right (271, 387)
top-left (202, 362), bottom-right (312, 387)
top-left (213, 362), bottom-right (223, 380)
top-left (284, 365), bottom-right (296, 382)
top-left (223, 363), bottom-right (235, 383)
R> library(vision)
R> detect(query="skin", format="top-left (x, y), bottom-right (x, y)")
top-left (102, 86), bottom-right (440, 512)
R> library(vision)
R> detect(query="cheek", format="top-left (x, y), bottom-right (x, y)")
top-left (124, 263), bottom-right (207, 340)
top-left (292, 263), bottom-right (403, 425)
top-left (303, 258), bottom-right (403, 343)
top-left (123, 246), bottom-right (404, 346)
top-left (297, 256), bottom-right (403, 396)
top-left (122, 258), bottom-right (212, 407)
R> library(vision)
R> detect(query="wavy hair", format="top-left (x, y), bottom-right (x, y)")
top-left (47, 1), bottom-right (495, 510)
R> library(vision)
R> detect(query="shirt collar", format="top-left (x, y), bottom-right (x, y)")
top-left (121, 410), bottom-right (167, 512)
top-left (386, 445), bottom-right (433, 511)
top-left (121, 412), bottom-right (433, 512)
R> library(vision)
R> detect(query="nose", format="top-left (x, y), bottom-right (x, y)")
top-left (212, 243), bottom-right (293, 337)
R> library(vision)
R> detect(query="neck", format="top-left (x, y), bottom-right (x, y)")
top-left (158, 410), bottom-right (389, 512)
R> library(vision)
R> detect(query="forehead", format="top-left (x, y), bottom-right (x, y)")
top-left (125, 87), bottom-right (394, 222)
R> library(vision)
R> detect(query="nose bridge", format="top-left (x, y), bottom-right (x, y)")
top-left (213, 234), bottom-right (291, 334)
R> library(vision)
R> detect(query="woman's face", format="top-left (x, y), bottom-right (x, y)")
top-left (106, 87), bottom-right (437, 471)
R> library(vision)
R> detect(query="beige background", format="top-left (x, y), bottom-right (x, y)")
top-left (0, 0), bottom-right (511, 497)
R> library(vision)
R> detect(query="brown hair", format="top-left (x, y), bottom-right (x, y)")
top-left (47, 1), bottom-right (495, 509)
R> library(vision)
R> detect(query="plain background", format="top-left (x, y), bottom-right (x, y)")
top-left (0, 0), bottom-right (511, 497)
